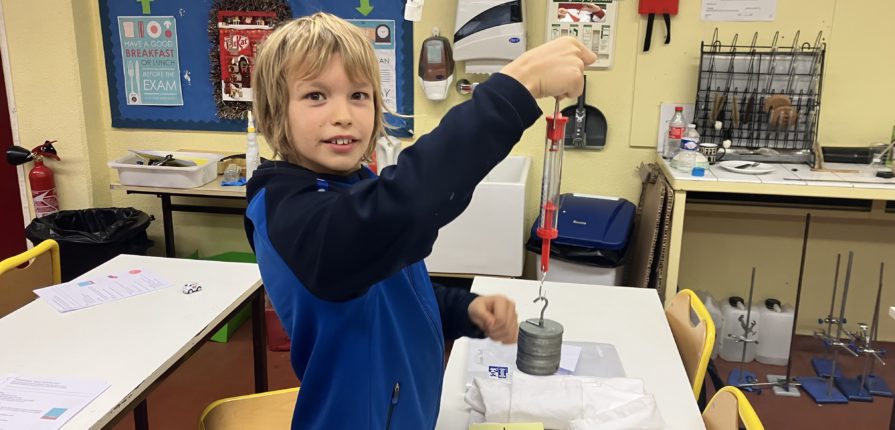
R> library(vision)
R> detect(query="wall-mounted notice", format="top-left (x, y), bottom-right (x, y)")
top-left (701, 0), bottom-right (777, 22)
top-left (217, 11), bottom-right (277, 102)
top-left (349, 20), bottom-right (397, 112)
top-left (117, 16), bottom-right (183, 106)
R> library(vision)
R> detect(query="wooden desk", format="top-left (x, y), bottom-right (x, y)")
top-left (659, 159), bottom-right (895, 303)
top-left (111, 177), bottom-right (246, 258)
top-left (436, 277), bottom-right (705, 430)
top-left (0, 255), bottom-right (266, 429)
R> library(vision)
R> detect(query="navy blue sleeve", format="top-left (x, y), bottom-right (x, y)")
top-left (434, 286), bottom-right (485, 340)
top-left (267, 73), bottom-right (541, 301)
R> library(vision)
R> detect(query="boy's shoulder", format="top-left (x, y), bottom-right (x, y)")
top-left (247, 160), bottom-right (372, 203)
top-left (247, 161), bottom-right (318, 201)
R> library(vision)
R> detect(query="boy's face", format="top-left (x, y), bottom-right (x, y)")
top-left (288, 53), bottom-right (375, 175)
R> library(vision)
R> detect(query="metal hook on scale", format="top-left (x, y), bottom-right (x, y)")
top-left (533, 295), bottom-right (549, 327)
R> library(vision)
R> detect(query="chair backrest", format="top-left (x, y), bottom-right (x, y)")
top-left (0, 239), bottom-right (61, 318)
top-left (199, 387), bottom-right (299, 430)
top-left (703, 386), bottom-right (765, 430)
top-left (665, 289), bottom-right (715, 399)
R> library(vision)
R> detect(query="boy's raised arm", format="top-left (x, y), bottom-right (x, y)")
top-left (265, 73), bottom-right (540, 301)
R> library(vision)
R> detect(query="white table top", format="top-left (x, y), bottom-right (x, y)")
top-left (659, 158), bottom-right (895, 200)
top-left (0, 255), bottom-right (262, 429)
top-left (436, 277), bottom-right (705, 430)
top-left (111, 174), bottom-right (246, 198)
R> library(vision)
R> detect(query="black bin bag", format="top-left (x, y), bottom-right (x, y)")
top-left (26, 208), bottom-right (153, 282)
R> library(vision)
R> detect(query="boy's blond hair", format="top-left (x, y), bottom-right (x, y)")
top-left (252, 13), bottom-right (385, 164)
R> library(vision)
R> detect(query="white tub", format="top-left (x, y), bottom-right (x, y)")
top-left (426, 155), bottom-right (531, 277)
top-left (109, 151), bottom-right (222, 189)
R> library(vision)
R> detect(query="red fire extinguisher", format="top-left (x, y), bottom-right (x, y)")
top-left (4, 140), bottom-right (61, 218)
top-left (27, 141), bottom-right (61, 218)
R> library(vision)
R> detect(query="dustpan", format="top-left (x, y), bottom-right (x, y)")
top-left (562, 76), bottom-right (607, 150)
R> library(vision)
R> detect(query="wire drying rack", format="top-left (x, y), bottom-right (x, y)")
top-left (694, 30), bottom-right (825, 163)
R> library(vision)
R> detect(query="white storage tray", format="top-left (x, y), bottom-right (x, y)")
top-left (108, 150), bottom-right (222, 189)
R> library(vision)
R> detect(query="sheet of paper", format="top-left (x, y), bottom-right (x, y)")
top-left (467, 339), bottom-right (626, 386)
top-left (559, 344), bottom-right (582, 373)
top-left (34, 268), bottom-right (172, 313)
top-left (701, 0), bottom-right (777, 22)
top-left (0, 375), bottom-right (109, 430)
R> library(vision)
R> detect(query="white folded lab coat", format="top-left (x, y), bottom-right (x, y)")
top-left (464, 373), bottom-right (667, 430)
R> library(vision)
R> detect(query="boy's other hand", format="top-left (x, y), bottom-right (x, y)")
top-left (468, 295), bottom-right (518, 343)
top-left (500, 37), bottom-right (597, 100)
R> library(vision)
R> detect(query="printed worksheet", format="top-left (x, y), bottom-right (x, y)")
top-left (702, 0), bottom-right (777, 21)
top-left (0, 375), bottom-right (109, 430)
top-left (34, 268), bottom-right (172, 313)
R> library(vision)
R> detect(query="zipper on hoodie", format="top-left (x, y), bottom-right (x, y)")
top-left (385, 382), bottom-right (400, 430)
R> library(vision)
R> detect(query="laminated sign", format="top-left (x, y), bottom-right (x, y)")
top-left (117, 16), bottom-right (183, 106)
top-left (217, 11), bottom-right (278, 102)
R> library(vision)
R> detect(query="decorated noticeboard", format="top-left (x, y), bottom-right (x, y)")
top-left (99, 0), bottom-right (413, 136)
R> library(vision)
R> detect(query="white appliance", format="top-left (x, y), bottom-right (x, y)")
top-left (453, 0), bottom-right (526, 74)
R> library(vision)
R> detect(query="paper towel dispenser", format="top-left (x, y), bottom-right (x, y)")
top-left (453, 0), bottom-right (526, 74)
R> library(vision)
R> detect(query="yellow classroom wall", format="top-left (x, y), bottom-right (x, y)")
top-left (2, 1), bottom-right (893, 336)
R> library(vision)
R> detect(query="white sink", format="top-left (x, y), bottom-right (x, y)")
top-left (426, 155), bottom-right (531, 277)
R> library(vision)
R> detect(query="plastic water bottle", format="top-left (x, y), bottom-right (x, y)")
top-left (681, 124), bottom-right (700, 151)
top-left (663, 106), bottom-right (686, 159)
top-left (245, 111), bottom-right (260, 181)
top-left (671, 124), bottom-right (708, 173)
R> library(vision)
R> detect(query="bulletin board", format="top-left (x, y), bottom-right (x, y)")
top-left (287, 1), bottom-right (414, 138)
top-left (99, 0), bottom-right (414, 136)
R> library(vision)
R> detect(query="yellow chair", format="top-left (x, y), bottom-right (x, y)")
top-left (702, 386), bottom-right (765, 430)
top-left (665, 289), bottom-right (715, 399)
top-left (199, 387), bottom-right (299, 430)
top-left (0, 239), bottom-right (61, 318)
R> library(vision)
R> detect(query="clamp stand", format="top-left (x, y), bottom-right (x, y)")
top-left (833, 323), bottom-right (877, 402)
top-left (811, 253), bottom-right (845, 378)
top-left (727, 267), bottom-right (760, 392)
top-left (863, 262), bottom-right (892, 397)
top-left (738, 214), bottom-right (812, 397)
top-left (837, 263), bottom-right (890, 399)
top-left (797, 252), bottom-right (854, 404)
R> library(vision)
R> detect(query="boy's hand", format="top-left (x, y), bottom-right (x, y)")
top-left (468, 295), bottom-right (518, 343)
top-left (500, 37), bottom-right (597, 100)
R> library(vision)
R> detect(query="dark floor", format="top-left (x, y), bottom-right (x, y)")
top-left (710, 336), bottom-right (895, 430)
top-left (109, 320), bottom-right (299, 430)
top-left (109, 321), bottom-right (895, 430)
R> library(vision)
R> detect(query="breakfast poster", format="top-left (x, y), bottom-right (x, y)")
top-left (117, 16), bottom-right (183, 106)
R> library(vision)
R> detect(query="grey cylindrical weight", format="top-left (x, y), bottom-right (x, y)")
top-left (516, 318), bottom-right (564, 375)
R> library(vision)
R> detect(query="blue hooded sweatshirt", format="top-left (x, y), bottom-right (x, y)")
top-left (244, 73), bottom-right (541, 429)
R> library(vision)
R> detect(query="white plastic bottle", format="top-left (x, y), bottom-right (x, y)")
top-left (719, 296), bottom-right (761, 363)
top-left (245, 111), bottom-right (260, 181)
top-left (663, 106), bottom-right (686, 159)
top-left (756, 299), bottom-right (794, 366)
top-left (681, 123), bottom-right (700, 152)
top-left (671, 124), bottom-right (709, 173)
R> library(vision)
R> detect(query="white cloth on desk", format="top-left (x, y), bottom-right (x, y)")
top-left (464, 373), bottom-right (667, 430)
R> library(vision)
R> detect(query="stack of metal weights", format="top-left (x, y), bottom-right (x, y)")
top-left (517, 318), bottom-right (564, 375)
